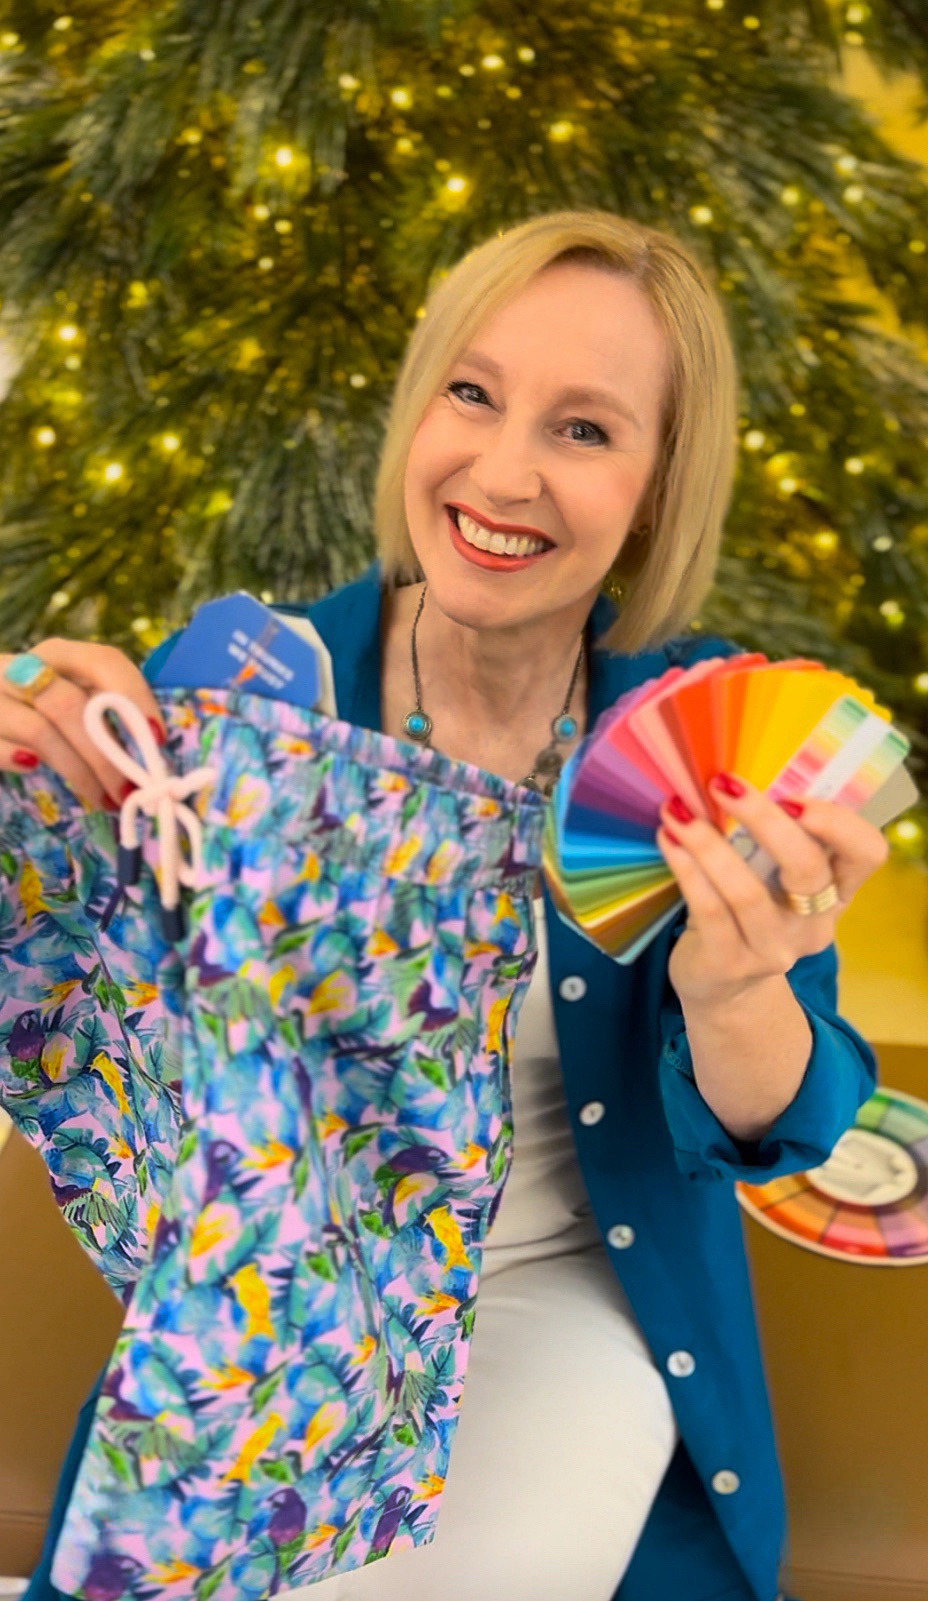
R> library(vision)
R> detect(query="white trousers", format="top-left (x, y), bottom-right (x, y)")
top-left (284, 1238), bottom-right (680, 1601)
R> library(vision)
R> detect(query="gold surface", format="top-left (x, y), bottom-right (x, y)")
top-left (834, 858), bottom-right (928, 1047)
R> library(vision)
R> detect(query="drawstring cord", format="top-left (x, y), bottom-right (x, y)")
top-left (82, 693), bottom-right (218, 943)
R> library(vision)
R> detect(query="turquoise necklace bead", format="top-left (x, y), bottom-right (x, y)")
top-left (403, 708), bottom-right (432, 741)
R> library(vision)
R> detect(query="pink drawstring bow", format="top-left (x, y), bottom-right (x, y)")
top-left (82, 692), bottom-right (218, 940)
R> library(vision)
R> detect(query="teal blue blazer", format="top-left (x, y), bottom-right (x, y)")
top-left (29, 560), bottom-right (874, 1601)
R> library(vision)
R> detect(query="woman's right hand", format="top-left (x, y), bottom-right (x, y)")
top-left (0, 638), bottom-right (169, 813)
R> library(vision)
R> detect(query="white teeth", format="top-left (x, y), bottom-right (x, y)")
top-left (455, 510), bottom-right (548, 558)
top-left (457, 511), bottom-right (497, 550)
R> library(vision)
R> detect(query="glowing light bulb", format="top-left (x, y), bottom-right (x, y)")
top-left (890, 819), bottom-right (921, 846)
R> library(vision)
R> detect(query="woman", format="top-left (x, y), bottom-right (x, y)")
top-left (0, 210), bottom-right (888, 1601)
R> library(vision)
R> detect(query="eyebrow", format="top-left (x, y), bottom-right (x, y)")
top-left (456, 348), bottom-right (643, 433)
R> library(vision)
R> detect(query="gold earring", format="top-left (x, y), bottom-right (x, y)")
top-left (602, 523), bottom-right (648, 600)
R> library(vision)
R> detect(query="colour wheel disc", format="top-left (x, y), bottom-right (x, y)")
top-left (735, 1085), bottom-right (928, 1264)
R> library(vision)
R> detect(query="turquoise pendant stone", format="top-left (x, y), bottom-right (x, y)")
top-left (552, 714), bottom-right (578, 740)
top-left (404, 710), bottom-right (432, 741)
top-left (4, 652), bottom-right (48, 688)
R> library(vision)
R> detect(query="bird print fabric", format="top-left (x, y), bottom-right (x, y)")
top-left (0, 688), bottom-right (547, 1601)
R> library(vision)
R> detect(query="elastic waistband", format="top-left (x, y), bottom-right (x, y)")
top-left (151, 688), bottom-right (548, 892)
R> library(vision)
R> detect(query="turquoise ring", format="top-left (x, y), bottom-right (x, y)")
top-left (2, 651), bottom-right (59, 706)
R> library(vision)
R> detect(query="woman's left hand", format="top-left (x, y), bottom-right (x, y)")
top-left (657, 772), bottom-right (890, 1010)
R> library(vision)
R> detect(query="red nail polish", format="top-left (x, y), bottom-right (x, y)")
top-left (119, 780), bottom-right (137, 802)
top-left (668, 794), bottom-right (694, 824)
top-left (780, 798), bottom-right (805, 818)
top-left (103, 795), bottom-right (120, 813)
top-left (663, 827), bottom-right (683, 847)
top-left (148, 717), bottom-right (167, 747)
top-left (11, 749), bottom-right (40, 769)
top-left (712, 772), bottom-right (746, 797)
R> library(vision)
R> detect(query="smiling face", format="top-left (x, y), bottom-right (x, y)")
top-left (402, 259), bottom-right (671, 631)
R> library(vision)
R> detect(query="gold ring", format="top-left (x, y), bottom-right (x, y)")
top-left (2, 651), bottom-right (59, 707)
top-left (777, 880), bottom-right (841, 916)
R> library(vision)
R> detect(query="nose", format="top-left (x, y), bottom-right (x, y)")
top-left (465, 422), bottom-right (543, 513)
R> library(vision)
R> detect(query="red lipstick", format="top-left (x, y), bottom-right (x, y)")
top-left (446, 506), bottom-right (554, 573)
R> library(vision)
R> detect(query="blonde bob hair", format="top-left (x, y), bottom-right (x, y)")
top-left (372, 208), bottom-right (741, 657)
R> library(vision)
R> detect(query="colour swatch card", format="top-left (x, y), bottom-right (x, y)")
top-left (542, 654), bottom-right (916, 965)
top-left (148, 592), bottom-right (337, 717)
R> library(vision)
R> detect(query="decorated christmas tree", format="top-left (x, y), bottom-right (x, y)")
top-left (0, 0), bottom-right (925, 857)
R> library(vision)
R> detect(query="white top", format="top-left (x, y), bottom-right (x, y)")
top-left (482, 894), bottom-right (604, 1256)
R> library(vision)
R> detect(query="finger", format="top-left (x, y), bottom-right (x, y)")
top-left (0, 702), bottom-right (117, 811)
top-left (656, 822), bottom-right (745, 942)
top-left (0, 641), bottom-right (167, 807)
top-left (768, 792), bottom-right (890, 884)
top-left (658, 805), bottom-right (799, 967)
top-left (23, 639), bottom-right (168, 741)
top-left (707, 773), bottom-right (838, 897)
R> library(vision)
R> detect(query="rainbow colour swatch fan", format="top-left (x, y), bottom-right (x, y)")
top-left (541, 652), bottom-right (913, 965)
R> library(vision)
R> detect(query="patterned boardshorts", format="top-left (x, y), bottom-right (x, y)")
top-left (0, 688), bottom-right (547, 1601)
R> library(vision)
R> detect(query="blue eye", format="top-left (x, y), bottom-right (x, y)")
top-left (443, 380), bottom-right (611, 446)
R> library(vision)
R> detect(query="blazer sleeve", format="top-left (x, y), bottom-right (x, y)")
top-left (657, 936), bottom-right (879, 1182)
top-left (654, 628), bottom-right (879, 1182)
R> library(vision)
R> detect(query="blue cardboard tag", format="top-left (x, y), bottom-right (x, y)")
top-left (147, 592), bottom-right (336, 716)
